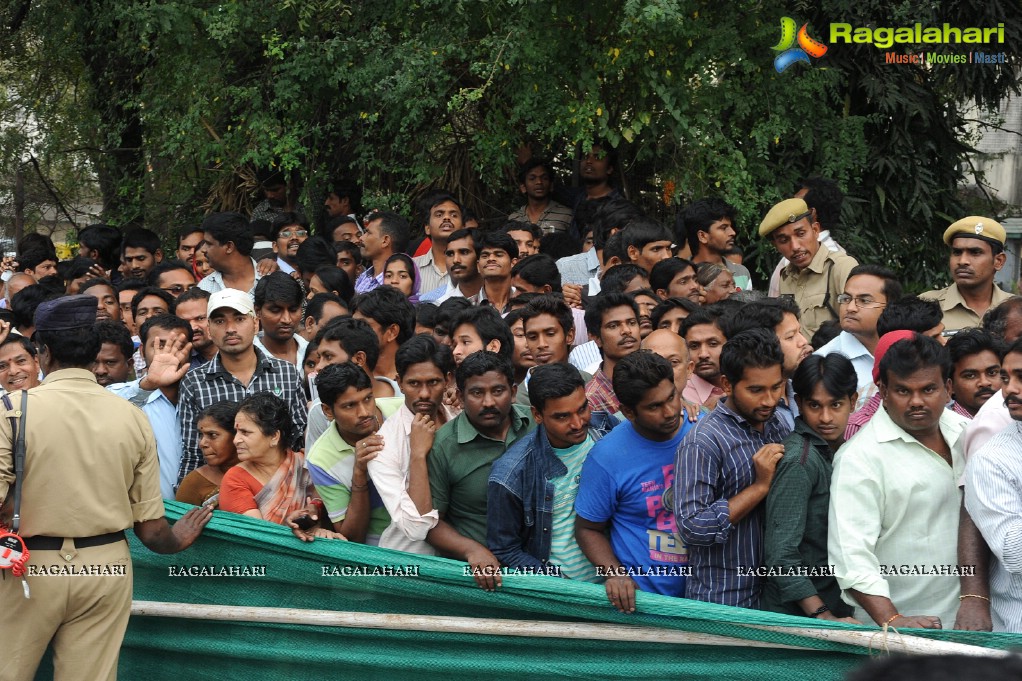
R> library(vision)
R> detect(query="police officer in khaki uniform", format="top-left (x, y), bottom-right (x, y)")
top-left (0, 295), bottom-right (211, 681)
top-left (760, 198), bottom-right (859, 338)
top-left (920, 216), bottom-right (1012, 336)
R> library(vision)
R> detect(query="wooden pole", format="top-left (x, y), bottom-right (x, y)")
top-left (131, 601), bottom-right (1008, 658)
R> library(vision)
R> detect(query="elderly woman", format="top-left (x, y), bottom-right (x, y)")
top-left (696, 262), bottom-right (737, 304)
top-left (383, 252), bottom-right (422, 304)
top-left (219, 392), bottom-right (342, 539)
top-left (176, 401), bottom-right (241, 508)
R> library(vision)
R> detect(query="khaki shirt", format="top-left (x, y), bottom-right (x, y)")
top-left (778, 246), bottom-right (859, 339)
top-left (919, 282), bottom-right (1014, 334)
top-left (0, 369), bottom-right (164, 538)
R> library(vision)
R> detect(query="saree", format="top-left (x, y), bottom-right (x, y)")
top-left (253, 450), bottom-right (314, 525)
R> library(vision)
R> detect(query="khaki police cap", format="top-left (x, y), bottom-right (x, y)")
top-left (942, 216), bottom-right (1006, 247)
top-left (758, 198), bottom-right (813, 238)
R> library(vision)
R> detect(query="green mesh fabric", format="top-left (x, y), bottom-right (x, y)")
top-left (38, 501), bottom-right (1022, 680)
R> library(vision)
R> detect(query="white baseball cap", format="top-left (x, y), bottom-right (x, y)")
top-left (207, 288), bottom-right (255, 316)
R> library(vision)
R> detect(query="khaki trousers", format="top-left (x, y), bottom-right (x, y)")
top-left (0, 537), bottom-right (132, 681)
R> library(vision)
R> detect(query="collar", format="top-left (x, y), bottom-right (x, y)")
top-left (715, 396), bottom-right (784, 431)
top-left (455, 403), bottom-right (530, 445)
top-left (870, 400), bottom-right (966, 450)
top-left (203, 346), bottom-right (278, 381)
top-left (793, 417), bottom-right (832, 454)
top-left (40, 367), bottom-right (98, 385)
top-left (276, 257), bottom-right (296, 275)
top-left (834, 331), bottom-right (873, 359)
top-left (937, 282), bottom-right (1012, 313)
top-left (782, 242), bottom-right (831, 278)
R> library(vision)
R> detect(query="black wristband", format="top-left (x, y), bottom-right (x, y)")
top-left (809, 604), bottom-right (830, 618)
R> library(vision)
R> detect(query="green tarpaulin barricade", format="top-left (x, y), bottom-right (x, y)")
top-left (35, 501), bottom-right (1022, 680)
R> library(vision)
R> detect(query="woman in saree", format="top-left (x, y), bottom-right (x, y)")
top-left (219, 392), bottom-right (343, 539)
top-left (175, 401), bottom-right (241, 508)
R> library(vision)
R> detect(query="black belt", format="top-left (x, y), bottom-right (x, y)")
top-left (24, 531), bottom-right (126, 551)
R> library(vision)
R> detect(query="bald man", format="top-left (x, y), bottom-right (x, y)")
top-left (641, 329), bottom-right (694, 399)
top-left (3, 273), bottom-right (34, 309)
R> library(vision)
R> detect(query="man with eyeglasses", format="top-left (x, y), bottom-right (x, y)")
top-left (816, 265), bottom-right (903, 410)
top-left (270, 212), bottom-right (309, 276)
top-left (147, 261), bottom-right (197, 299)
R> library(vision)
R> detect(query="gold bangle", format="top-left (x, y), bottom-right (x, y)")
top-left (883, 613), bottom-right (901, 627)
top-left (959, 594), bottom-right (991, 602)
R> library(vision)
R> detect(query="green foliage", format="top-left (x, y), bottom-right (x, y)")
top-left (0, 0), bottom-right (1017, 292)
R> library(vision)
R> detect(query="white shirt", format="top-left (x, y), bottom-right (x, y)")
top-left (815, 331), bottom-right (875, 410)
top-left (368, 403), bottom-right (460, 554)
top-left (253, 333), bottom-right (308, 373)
top-left (965, 420), bottom-right (1022, 632)
top-left (829, 405), bottom-right (967, 624)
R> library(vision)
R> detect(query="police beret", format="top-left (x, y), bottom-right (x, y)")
top-left (942, 216), bottom-right (1006, 247)
top-left (758, 198), bottom-right (813, 238)
top-left (34, 294), bottom-right (98, 332)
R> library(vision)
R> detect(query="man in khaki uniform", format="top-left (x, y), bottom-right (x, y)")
top-left (0, 295), bottom-right (211, 681)
top-left (920, 216), bottom-right (1012, 336)
top-left (760, 198), bottom-right (859, 338)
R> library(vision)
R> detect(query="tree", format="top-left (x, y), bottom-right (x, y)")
top-left (0, 0), bottom-right (1017, 290)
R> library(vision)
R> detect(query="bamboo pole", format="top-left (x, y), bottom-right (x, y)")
top-left (131, 601), bottom-right (1008, 657)
top-left (131, 601), bottom-right (807, 651)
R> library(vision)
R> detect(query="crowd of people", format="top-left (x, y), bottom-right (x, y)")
top-left (2, 151), bottom-right (1022, 678)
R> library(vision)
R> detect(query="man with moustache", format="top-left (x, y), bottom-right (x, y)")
top-left (584, 292), bottom-right (641, 415)
top-left (0, 336), bottom-right (40, 393)
top-left (422, 229), bottom-right (482, 303)
top-left (414, 194), bottom-right (464, 294)
top-left (368, 336), bottom-right (459, 554)
top-left (270, 212), bottom-right (309, 276)
top-left (641, 329), bottom-right (694, 401)
top-left (176, 288), bottom-right (307, 484)
top-left (816, 265), bottom-right (903, 410)
top-left (965, 338), bottom-right (1022, 631)
top-left (676, 329), bottom-right (791, 608)
top-left (681, 307), bottom-right (727, 410)
top-left (946, 329), bottom-right (1004, 418)
top-left (829, 333), bottom-right (967, 629)
top-left (921, 217), bottom-right (1012, 335)
top-left (174, 287), bottom-right (216, 366)
top-left (426, 352), bottom-right (534, 590)
top-left (760, 198), bottom-right (859, 339)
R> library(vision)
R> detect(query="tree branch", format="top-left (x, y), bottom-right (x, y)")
top-left (27, 154), bottom-right (79, 232)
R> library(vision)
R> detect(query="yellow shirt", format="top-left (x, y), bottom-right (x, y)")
top-left (0, 369), bottom-right (164, 537)
top-left (919, 282), bottom-right (1014, 334)
top-left (778, 245), bottom-right (859, 339)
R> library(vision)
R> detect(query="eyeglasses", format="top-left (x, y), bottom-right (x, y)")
top-left (279, 230), bottom-right (308, 239)
top-left (161, 284), bottom-right (196, 296)
top-left (836, 294), bottom-right (886, 308)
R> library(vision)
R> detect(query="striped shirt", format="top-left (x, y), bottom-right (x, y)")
top-left (176, 347), bottom-right (307, 484)
top-left (845, 392), bottom-right (882, 440)
top-left (964, 421), bottom-right (1022, 632)
top-left (675, 398), bottom-right (792, 608)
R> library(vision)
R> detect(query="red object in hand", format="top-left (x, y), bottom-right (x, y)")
top-left (0, 532), bottom-right (29, 577)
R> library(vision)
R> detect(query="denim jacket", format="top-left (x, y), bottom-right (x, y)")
top-left (486, 410), bottom-right (617, 573)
